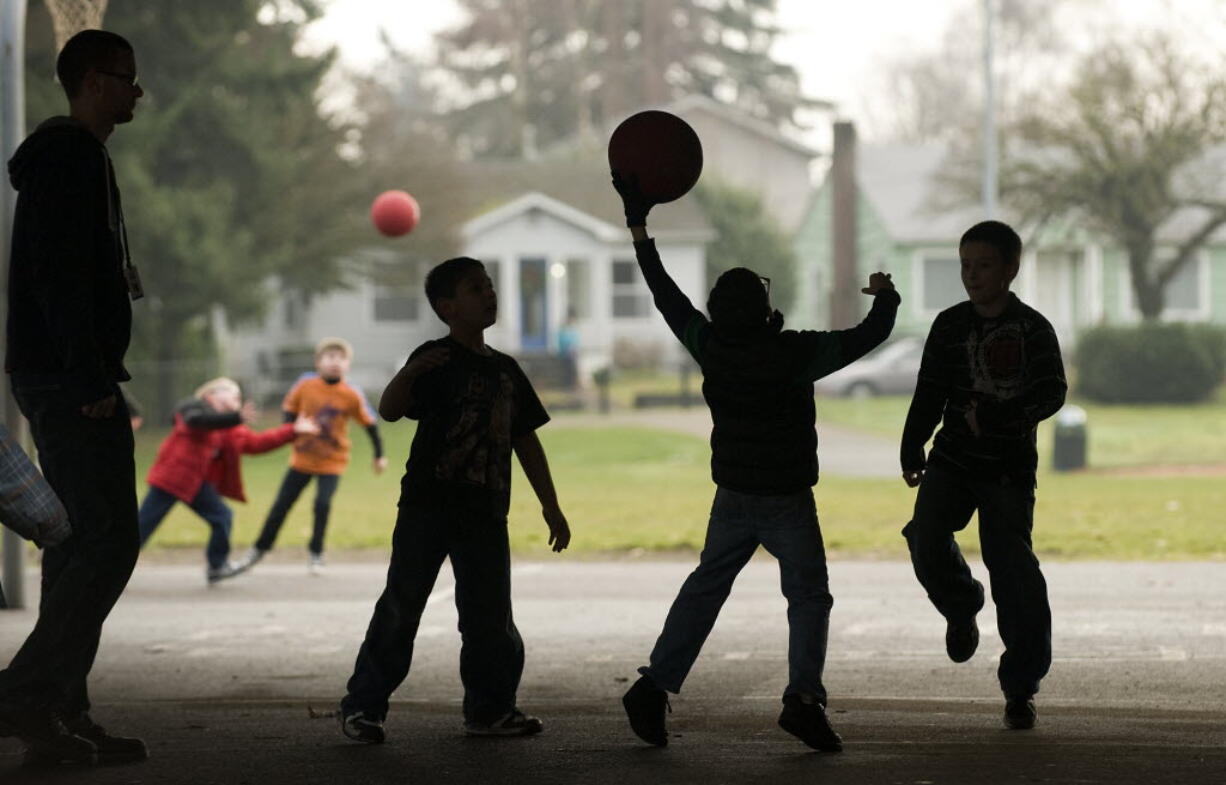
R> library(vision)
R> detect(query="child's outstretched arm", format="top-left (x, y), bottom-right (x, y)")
top-left (612, 172), bottom-right (707, 358)
top-left (512, 431), bottom-right (571, 553)
top-left (379, 345), bottom-right (450, 421)
top-left (803, 273), bottom-right (901, 382)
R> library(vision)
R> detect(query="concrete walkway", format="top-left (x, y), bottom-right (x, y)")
top-left (2, 558), bottom-right (1224, 783)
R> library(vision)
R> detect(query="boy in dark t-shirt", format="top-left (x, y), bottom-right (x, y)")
top-left (339, 256), bottom-right (571, 744)
top-left (900, 220), bottom-right (1066, 731)
top-left (612, 173), bottom-right (900, 753)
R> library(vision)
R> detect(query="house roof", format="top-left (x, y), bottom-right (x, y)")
top-left (852, 142), bottom-right (1226, 246)
top-left (661, 94), bottom-right (821, 159)
top-left (459, 158), bottom-right (714, 241)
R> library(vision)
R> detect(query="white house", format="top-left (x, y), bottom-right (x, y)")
top-left (217, 159), bottom-right (713, 402)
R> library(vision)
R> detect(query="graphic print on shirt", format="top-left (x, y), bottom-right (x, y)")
top-left (967, 320), bottom-right (1026, 400)
top-left (435, 367), bottom-right (515, 493)
top-left (294, 404), bottom-right (342, 458)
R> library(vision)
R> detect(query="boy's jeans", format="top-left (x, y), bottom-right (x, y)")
top-left (138, 483), bottom-right (233, 570)
top-left (902, 463), bottom-right (1051, 698)
top-left (342, 499), bottom-right (523, 724)
top-left (641, 487), bottom-right (833, 704)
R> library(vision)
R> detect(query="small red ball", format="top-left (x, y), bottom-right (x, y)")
top-left (370, 190), bottom-right (420, 237)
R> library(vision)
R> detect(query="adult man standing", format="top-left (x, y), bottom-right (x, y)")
top-left (0, 30), bottom-right (147, 765)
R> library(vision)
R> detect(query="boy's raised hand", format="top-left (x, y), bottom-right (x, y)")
top-left (861, 271), bottom-right (895, 295)
top-left (611, 170), bottom-right (654, 227)
top-left (293, 415), bottom-right (321, 435)
top-left (543, 504), bottom-right (571, 553)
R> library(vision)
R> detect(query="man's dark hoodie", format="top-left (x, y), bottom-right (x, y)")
top-left (6, 117), bottom-right (132, 406)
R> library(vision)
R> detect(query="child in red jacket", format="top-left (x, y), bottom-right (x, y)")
top-left (137, 377), bottom-right (319, 583)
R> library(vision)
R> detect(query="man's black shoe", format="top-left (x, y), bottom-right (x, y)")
top-left (1004, 695), bottom-right (1037, 730)
top-left (622, 675), bottom-right (669, 746)
top-left (946, 617), bottom-right (979, 663)
top-left (778, 695), bottom-right (843, 752)
top-left (0, 700), bottom-right (97, 765)
top-left (23, 713), bottom-right (146, 766)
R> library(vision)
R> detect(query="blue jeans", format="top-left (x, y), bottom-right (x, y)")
top-left (342, 498), bottom-right (523, 724)
top-left (641, 487), bottom-right (833, 704)
top-left (138, 483), bottom-right (234, 570)
top-left (902, 463), bottom-right (1051, 697)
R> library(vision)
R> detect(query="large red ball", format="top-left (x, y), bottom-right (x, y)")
top-left (608, 110), bottom-right (703, 204)
top-left (370, 190), bottom-right (420, 237)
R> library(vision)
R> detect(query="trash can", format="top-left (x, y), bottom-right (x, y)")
top-left (1052, 404), bottom-right (1087, 471)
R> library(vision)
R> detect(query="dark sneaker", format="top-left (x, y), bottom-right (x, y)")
top-left (340, 711), bottom-right (385, 744)
top-left (946, 617), bottom-right (979, 663)
top-left (778, 695), bottom-right (843, 752)
top-left (622, 675), bottom-right (670, 746)
top-left (0, 701), bottom-right (97, 765)
top-left (25, 714), bottom-right (146, 766)
top-left (464, 709), bottom-right (544, 737)
top-left (1004, 695), bottom-right (1037, 730)
top-left (206, 561), bottom-right (247, 585)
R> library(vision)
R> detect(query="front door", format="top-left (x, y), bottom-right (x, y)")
top-left (519, 257), bottom-right (548, 351)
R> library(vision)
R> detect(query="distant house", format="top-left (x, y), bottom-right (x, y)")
top-left (216, 159), bottom-right (713, 402)
top-left (793, 143), bottom-right (1226, 347)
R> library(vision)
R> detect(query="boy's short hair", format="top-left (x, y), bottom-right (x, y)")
top-left (707, 267), bottom-right (770, 334)
top-left (57, 30), bottom-right (134, 99)
top-left (960, 220), bottom-right (1023, 266)
top-left (194, 377), bottom-right (241, 401)
top-left (315, 337), bottom-right (353, 361)
top-left (425, 257), bottom-right (485, 322)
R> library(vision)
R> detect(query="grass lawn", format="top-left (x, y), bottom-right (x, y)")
top-left (817, 388), bottom-right (1226, 470)
top-left (136, 418), bottom-right (1226, 561)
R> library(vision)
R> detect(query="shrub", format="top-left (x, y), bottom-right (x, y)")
top-left (1075, 323), bottom-right (1226, 403)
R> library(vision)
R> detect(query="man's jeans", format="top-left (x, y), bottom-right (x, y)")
top-left (641, 487), bottom-right (833, 704)
top-left (138, 483), bottom-right (234, 570)
top-left (0, 383), bottom-right (139, 715)
top-left (902, 463), bottom-right (1051, 698)
top-left (342, 499), bottom-right (523, 724)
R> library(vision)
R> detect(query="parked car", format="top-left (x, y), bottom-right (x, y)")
top-left (814, 336), bottom-right (924, 398)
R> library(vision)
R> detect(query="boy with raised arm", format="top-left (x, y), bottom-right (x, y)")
top-left (612, 173), bottom-right (900, 752)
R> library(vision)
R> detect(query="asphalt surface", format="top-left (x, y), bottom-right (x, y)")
top-left (2, 556), bottom-right (1224, 783)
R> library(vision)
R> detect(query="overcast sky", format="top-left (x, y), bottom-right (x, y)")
top-left (301, 0), bottom-right (1226, 142)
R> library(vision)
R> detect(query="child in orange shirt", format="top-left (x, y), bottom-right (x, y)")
top-left (242, 338), bottom-right (387, 573)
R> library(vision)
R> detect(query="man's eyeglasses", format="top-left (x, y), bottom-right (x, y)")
top-left (97, 70), bottom-right (139, 87)
top-left (759, 275), bottom-right (771, 295)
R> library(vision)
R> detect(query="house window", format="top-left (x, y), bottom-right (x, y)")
top-left (1126, 253), bottom-right (1207, 316)
top-left (373, 262), bottom-right (422, 322)
top-left (566, 258), bottom-right (591, 318)
top-left (612, 259), bottom-right (650, 317)
top-left (921, 257), bottom-right (963, 312)
top-left (1163, 257), bottom-right (1202, 312)
top-left (283, 290), bottom-right (307, 329)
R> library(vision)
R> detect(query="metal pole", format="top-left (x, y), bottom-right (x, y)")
top-left (1, 0), bottom-right (28, 609)
top-left (982, 0), bottom-right (998, 219)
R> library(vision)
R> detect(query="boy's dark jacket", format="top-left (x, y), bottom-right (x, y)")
top-left (634, 238), bottom-right (900, 494)
top-left (147, 399), bottom-right (297, 504)
top-left (900, 294), bottom-right (1067, 479)
top-left (6, 117), bottom-right (132, 406)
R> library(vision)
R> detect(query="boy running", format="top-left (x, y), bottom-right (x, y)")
top-left (900, 220), bottom-right (1066, 730)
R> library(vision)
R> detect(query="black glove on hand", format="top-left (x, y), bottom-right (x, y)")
top-left (611, 171), bottom-right (653, 227)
